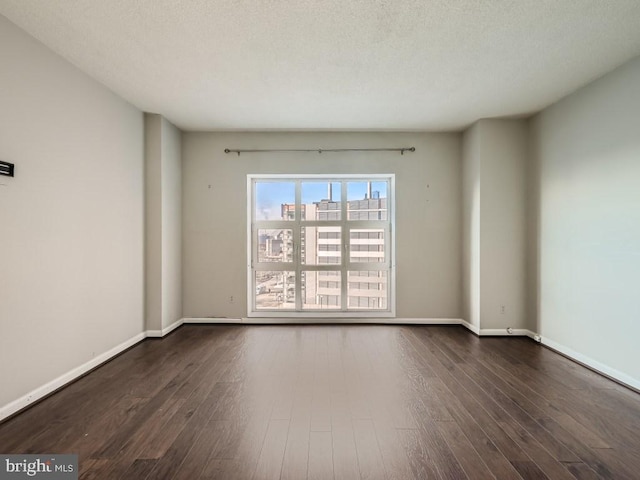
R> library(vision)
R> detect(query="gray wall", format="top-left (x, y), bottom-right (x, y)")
top-left (161, 117), bottom-right (183, 329)
top-left (144, 114), bottom-right (163, 331)
top-left (477, 120), bottom-right (528, 330)
top-left (530, 55), bottom-right (640, 385)
top-left (182, 132), bottom-right (462, 319)
top-left (145, 114), bottom-right (183, 332)
top-left (462, 120), bottom-right (528, 332)
top-left (0, 16), bottom-right (144, 409)
top-left (461, 126), bottom-right (481, 328)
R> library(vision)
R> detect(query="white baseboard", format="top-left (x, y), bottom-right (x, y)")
top-left (459, 321), bottom-right (537, 339)
top-left (0, 332), bottom-right (146, 422)
top-left (8, 320), bottom-right (634, 422)
top-left (162, 319), bottom-right (184, 335)
top-left (180, 318), bottom-right (638, 389)
top-left (394, 318), bottom-right (463, 325)
top-left (146, 318), bottom-right (184, 337)
top-left (459, 323), bottom-right (639, 390)
top-left (184, 317), bottom-right (243, 324)
top-left (182, 317), bottom-right (463, 325)
top-left (541, 336), bottom-right (640, 392)
top-left (1, 319), bottom-right (189, 422)
top-left (460, 320), bottom-right (480, 335)
top-left (479, 328), bottom-right (535, 337)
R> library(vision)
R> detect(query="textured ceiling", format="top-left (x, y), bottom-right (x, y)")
top-left (2, 0), bottom-right (640, 131)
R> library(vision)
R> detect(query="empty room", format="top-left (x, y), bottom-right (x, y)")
top-left (1, 1), bottom-right (639, 479)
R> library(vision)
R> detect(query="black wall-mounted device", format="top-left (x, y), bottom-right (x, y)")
top-left (0, 161), bottom-right (14, 177)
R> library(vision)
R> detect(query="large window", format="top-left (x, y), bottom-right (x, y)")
top-left (248, 175), bottom-right (395, 317)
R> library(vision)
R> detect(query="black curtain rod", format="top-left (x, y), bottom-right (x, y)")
top-left (223, 147), bottom-right (415, 156)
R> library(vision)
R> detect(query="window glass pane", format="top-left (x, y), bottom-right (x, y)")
top-left (257, 229), bottom-right (293, 263)
top-left (302, 271), bottom-right (341, 310)
top-left (251, 175), bottom-right (392, 315)
top-left (347, 271), bottom-right (387, 310)
top-left (301, 226), bottom-right (341, 265)
top-left (370, 181), bottom-right (387, 198)
top-left (255, 181), bottom-right (295, 221)
top-left (349, 229), bottom-right (385, 263)
top-left (255, 271), bottom-right (295, 309)
top-left (301, 182), bottom-right (342, 221)
top-left (347, 181), bottom-right (367, 201)
top-left (301, 182), bottom-right (341, 221)
top-left (347, 181), bottom-right (387, 220)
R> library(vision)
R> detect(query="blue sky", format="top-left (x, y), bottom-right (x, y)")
top-left (255, 181), bottom-right (387, 220)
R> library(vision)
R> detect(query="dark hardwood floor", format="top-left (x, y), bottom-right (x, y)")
top-left (1, 325), bottom-right (639, 479)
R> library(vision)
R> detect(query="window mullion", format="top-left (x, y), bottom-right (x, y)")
top-left (295, 180), bottom-right (302, 311)
top-left (341, 181), bottom-right (348, 311)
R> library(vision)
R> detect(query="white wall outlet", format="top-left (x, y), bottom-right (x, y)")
top-left (229, 295), bottom-right (234, 304)
top-left (500, 305), bottom-right (506, 314)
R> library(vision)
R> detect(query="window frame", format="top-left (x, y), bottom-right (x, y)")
top-left (247, 174), bottom-right (396, 318)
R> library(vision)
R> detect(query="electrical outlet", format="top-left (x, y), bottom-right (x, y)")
top-left (229, 295), bottom-right (234, 304)
top-left (500, 305), bottom-right (506, 315)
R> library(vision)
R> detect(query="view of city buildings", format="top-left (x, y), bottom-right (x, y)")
top-left (255, 182), bottom-right (388, 311)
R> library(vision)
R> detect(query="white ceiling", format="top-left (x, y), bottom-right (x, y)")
top-left (2, 1), bottom-right (640, 131)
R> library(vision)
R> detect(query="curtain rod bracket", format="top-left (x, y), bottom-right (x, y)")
top-left (224, 148), bottom-right (241, 156)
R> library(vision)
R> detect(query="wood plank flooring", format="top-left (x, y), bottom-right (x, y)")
top-left (1, 325), bottom-right (640, 479)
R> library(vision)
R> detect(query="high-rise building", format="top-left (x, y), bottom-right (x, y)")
top-left (277, 192), bottom-right (387, 310)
